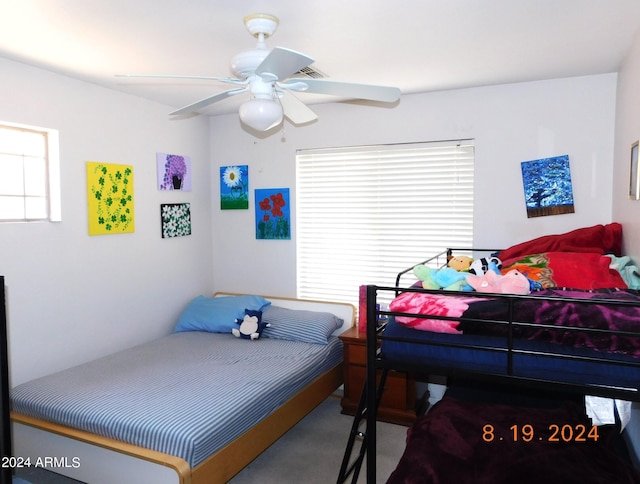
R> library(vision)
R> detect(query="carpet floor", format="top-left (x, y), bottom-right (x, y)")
top-left (230, 394), bottom-right (408, 484)
top-left (13, 468), bottom-right (84, 484)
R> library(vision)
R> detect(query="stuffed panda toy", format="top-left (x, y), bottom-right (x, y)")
top-left (468, 256), bottom-right (502, 276)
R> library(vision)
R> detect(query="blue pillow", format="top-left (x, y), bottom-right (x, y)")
top-left (174, 295), bottom-right (271, 334)
top-left (261, 306), bottom-right (344, 344)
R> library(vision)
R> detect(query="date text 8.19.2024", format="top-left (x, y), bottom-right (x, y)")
top-left (482, 424), bottom-right (599, 443)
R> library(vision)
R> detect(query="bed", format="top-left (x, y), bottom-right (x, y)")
top-left (11, 292), bottom-right (355, 484)
top-left (339, 223), bottom-right (640, 483)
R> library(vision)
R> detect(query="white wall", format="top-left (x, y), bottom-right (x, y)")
top-left (0, 58), bottom-right (213, 385)
top-left (614, 29), bottom-right (640, 260)
top-left (210, 74), bottom-right (617, 296)
top-left (612, 27), bottom-right (640, 463)
top-left (0, 54), bottom-right (627, 416)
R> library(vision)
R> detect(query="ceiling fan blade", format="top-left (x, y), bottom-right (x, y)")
top-left (255, 47), bottom-right (315, 82)
top-left (280, 92), bottom-right (318, 125)
top-left (283, 78), bottom-right (401, 103)
top-left (169, 87), bottom-right (246, 116)
top-left (116, 74), bottom-right (247, 86)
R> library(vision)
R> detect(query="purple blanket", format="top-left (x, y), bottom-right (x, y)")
top-left (387, 395), bottom-right (640, 484)
top-left (458, 288), bottom-right (640, 357)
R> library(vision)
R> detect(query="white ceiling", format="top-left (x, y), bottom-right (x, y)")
top-left (1, 0), bottom-right (640, 117)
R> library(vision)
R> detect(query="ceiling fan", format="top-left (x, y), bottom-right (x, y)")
top-left (118, 13), bottom-right (401, 131)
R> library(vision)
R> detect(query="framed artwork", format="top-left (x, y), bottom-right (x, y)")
top-left (157, 153), bottom-right (192, 191)
top-left (220, 165), bottom-right (249, 209)
top-left (87, 161), bottom-right (134, 235)
top-left (161, 203), bottom-right (191, 238)
top-left (629, 141), bottom-right (639, 200)
top-left (255, 188), bottom-right (290, 240)
top-left (521, 155), bottom-right (575, 218)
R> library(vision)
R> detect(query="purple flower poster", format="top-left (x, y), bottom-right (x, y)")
top-left (157, 153), bottom-right (192, 191)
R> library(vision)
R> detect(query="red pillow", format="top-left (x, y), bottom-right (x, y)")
top-left (501, 252), bottom-right (627, 290)
top-left (498, 223), bottom-right (622, 261)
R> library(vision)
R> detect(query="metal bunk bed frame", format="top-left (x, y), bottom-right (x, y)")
top-left (338, 253), bottom-right (640, 482)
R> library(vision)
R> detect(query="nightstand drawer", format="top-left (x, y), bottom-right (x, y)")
top-left (350, 366), bottom-right (411, 410)
top-left (347, 343), bottom-right (366, 365)
top-left (339, 326), bottom-right (419, 425)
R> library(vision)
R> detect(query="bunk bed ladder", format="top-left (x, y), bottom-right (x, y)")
top-left (337, 368), bottom-right (389, 484)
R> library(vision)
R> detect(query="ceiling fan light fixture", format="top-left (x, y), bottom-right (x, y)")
top-left (239, 97), bottom-right (283, 131)
top-left (137, 12), bottom-right (400, 131)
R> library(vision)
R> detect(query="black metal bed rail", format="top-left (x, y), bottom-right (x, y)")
top-left (336, 368), bottom-right (389, 484)
top-left (366, 285), bottom-right (380, 483)
top-left (374, 358), bottom-right (639, 401)
top-left (0, 276), bottom-right (11, 484)
top-left (372, 283), bottom-right (640, 389)
top-left (361, 283), bottom-right (640, 483)
top-left (394, 247), bottom-right (501, 287)
top-left (373, 339), bottom-right (640, 401)
top-left (377, 333), bottom-right (640, 371)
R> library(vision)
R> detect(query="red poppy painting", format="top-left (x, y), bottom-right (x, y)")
top-left (255, 188), bottom-right (290, 240)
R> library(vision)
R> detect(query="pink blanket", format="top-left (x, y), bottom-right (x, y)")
top-left (389, 291), bottom-right (482, 334)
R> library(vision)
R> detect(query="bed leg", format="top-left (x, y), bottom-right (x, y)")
top-left (337, 379), bottom-right (368, 484)
top-left (337, 369), bottom-right (389, 484)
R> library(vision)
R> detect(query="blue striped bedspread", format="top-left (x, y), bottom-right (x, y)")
top-left (11, 332), bottom-right (343, 468)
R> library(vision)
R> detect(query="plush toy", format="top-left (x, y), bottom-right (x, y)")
top-left (466, 269), bottom-right (531, 295)
top-left (468, 256), bottom-right (502, 276)
top-left (447, 255), bottom-right (474, 272)
top-left (232, 309), bottom-right (269, 340)
top-left (414, 265), bottom-right (472, 291)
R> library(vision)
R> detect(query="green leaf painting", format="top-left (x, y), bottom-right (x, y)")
top-left (87, 161), bottom-right (134, 235)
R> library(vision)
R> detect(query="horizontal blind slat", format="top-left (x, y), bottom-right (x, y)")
top-left (296, 140), bottom-right (474, 306)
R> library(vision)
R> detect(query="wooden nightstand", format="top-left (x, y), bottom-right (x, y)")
top-left (339, 326), bottom-right (419, 426)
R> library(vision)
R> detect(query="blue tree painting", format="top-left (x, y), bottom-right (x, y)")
top-left (521, 155), bottom-right (575, 218)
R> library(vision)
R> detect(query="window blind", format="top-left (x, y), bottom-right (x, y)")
top-left (296, 140), bottom-right (474, 307)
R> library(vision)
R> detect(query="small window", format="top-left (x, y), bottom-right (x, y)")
top-left (0, 122), bottom-right (61, 222)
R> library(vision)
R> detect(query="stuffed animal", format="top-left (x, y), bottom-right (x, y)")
top-left (466, 269), bottom-right (530, 295)
top-left (232, 309), bottom-right (269, 340)
top-left (468, 256), bottom-right (502, 276)
top-left (447, 255), bottom-right (474, 272)
top-left (414, 264), bottom-right (472, 291)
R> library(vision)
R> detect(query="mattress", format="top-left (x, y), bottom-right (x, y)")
top-left (381, 319), bottom-right (640, 392)
top-left (11, 331), bottom-right (343, 468)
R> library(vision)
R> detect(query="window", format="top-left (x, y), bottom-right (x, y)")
top-left (296, 140), bottom-right (474, 306)
top-left (0, 122), bottom-right (61, 222)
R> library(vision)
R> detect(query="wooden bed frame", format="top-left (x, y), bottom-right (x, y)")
top-left (11, 293), bottom-right (355, 484)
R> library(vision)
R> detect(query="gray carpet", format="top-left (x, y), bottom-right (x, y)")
top-left (230, 394), bottom-right (408, 484)
top-left (13, 468), bottom-right (84, 484)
